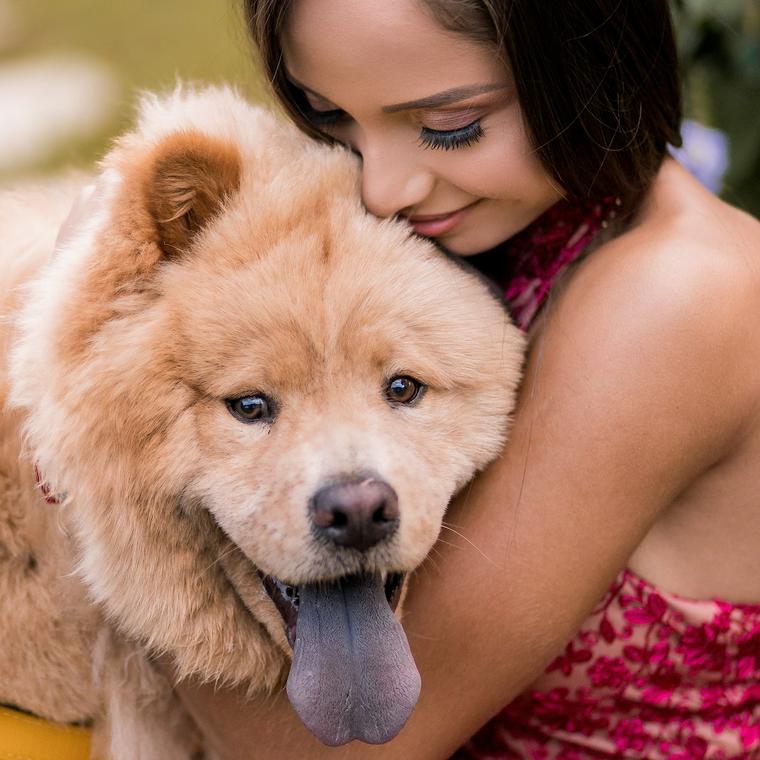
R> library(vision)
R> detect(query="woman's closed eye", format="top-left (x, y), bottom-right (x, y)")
top-left (297, 87), bottom-right (485, 151)
top-left (418, 120), bottom-right (484, 150)
top-left (301, 98), bottom-right (345, 126)
top-left (293, 87), bottom-right (345, 126)
top-left (306, 104), bottom-right (345, 127)
top-left (417, 106), bottom-right (486, 150)
top-left (304, 108), bottom-right (485, 152)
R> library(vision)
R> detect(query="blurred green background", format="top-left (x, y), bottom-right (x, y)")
top-left (0, 0), bottom-right (266, 178)
top-left (676, 0), bottom-right (760, 215)
top-left (1, 0), bottom-right (758, 215)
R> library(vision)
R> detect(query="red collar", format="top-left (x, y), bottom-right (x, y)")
top-left (34, 465), bottom-right (64, 505)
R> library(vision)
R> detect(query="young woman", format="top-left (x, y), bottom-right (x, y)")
top-left (170, 1), bottom-right (760, 757)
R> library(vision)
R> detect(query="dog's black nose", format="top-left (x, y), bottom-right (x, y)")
top-left (310, 477), bottom-right (399, 552)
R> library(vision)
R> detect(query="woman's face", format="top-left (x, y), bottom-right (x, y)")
top-left (282, 0), bottom-right (562, 255)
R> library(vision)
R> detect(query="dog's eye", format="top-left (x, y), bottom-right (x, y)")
top-left (226, 394), bottom-right (275, 423)
top-left (385, 376), bottom-right (425, 405)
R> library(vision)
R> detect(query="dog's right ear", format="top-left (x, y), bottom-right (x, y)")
top-left (141, 130), bottom-right (242, 257)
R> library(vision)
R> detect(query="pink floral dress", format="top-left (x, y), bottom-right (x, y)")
top-left (454, 199), bottom-right (760, 759)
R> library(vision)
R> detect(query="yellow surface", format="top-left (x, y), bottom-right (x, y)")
top-left (0, 705), bottom-right (92, 760)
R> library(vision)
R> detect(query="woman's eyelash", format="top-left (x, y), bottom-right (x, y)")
top-left (293, 87), bottom-right (346, 127)
top-left (305, 105), bottom-right (345, 127)
top-left (418, 121), bottom-right (484, 151)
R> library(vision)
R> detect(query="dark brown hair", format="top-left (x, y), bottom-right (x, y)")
top-left (244, 0), bottom-right (682, 210)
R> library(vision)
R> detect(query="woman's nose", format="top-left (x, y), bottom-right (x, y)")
top-left (358, 144), bottom-right (434, 219)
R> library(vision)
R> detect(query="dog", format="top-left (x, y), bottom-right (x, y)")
top-left (0, 85), bottom-right (524, 758)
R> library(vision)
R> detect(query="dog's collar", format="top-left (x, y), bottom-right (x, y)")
top-left (0, 704), bottom-right (93, 760)
top-left (33, 465), bottom-right (67, 505)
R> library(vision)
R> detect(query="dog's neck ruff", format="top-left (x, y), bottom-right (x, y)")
top-left (501, 195), bottom-right (622, 331)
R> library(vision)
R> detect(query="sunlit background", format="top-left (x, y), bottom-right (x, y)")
top-left (1, 0), bottom-right (758, 215)
top-left (0, 0), bottom-right (264, 177)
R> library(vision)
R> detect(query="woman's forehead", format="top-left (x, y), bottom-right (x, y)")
top-left (282, 0), bottom-right (506, 110)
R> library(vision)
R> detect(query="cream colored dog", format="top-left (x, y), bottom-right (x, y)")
top-left (0, 86), bottom-right (524, 758)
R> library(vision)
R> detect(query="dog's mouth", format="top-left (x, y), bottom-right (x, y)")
top-left (259, 571), bottom-right (418, 746)
top-left (260, 571), bottom-right (404, 648)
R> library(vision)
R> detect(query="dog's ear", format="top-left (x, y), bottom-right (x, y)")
top-left (143, 131), bottom-right (241, 256)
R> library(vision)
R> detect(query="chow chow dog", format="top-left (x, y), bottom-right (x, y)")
top-left (0, 85), bottom-right (524, 758)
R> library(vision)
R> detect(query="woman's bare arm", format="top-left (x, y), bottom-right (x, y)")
top-left (170, 226), bottom-right (754, 760)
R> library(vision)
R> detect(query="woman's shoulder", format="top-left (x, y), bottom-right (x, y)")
top-left (558, 159), bottom-right (760, 357)
top-left (583, 161), bottom-right (756, 300)
top-left (539, 160), bottom-right (760, 462)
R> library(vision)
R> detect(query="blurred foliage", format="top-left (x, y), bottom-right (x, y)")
top-left (675, 0), bottom-right (760, 214)
top-left (0, 0), bottom-right (269, 176)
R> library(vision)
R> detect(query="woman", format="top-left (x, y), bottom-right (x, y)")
top-left (172, 1), bottom-right (760, 756)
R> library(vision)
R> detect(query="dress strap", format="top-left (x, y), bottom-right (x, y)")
top-left (503, 196), bottom-right (621, 330)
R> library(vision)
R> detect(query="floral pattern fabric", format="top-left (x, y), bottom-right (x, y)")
top-left (499, 195), bottom-right (620, 330)
top-left (455, 568), bottom-right (760, 759)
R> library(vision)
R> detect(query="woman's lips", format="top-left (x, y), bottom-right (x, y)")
top-left (407, 201), bottom-right (479, 237)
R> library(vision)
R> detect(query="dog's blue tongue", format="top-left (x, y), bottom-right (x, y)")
top-left (286, 574), bottom-right (420, 746)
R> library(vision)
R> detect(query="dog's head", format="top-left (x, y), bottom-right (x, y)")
top-left (10, 86), bottom-right (524, 744)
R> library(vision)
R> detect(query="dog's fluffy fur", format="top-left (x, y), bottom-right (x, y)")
top-left (0, 85), bottom-right (524, 758)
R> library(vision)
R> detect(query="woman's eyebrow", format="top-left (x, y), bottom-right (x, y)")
top-left (286, 74), bottom-right (506, 112)
top-left (381, 83), bottom-right (508, 112)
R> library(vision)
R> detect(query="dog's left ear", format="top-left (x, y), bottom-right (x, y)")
top-left (143, 131), bottom-right (241, 256)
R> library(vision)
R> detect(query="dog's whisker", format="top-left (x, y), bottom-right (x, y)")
top-left (199, 542), bottom-right (240, 576)
top-left (439, 524), bottom-right (496, 566)
top-left (425, 547), bottom-right (444, 575)
top-left (418, 549), bottom-right (444, 579)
